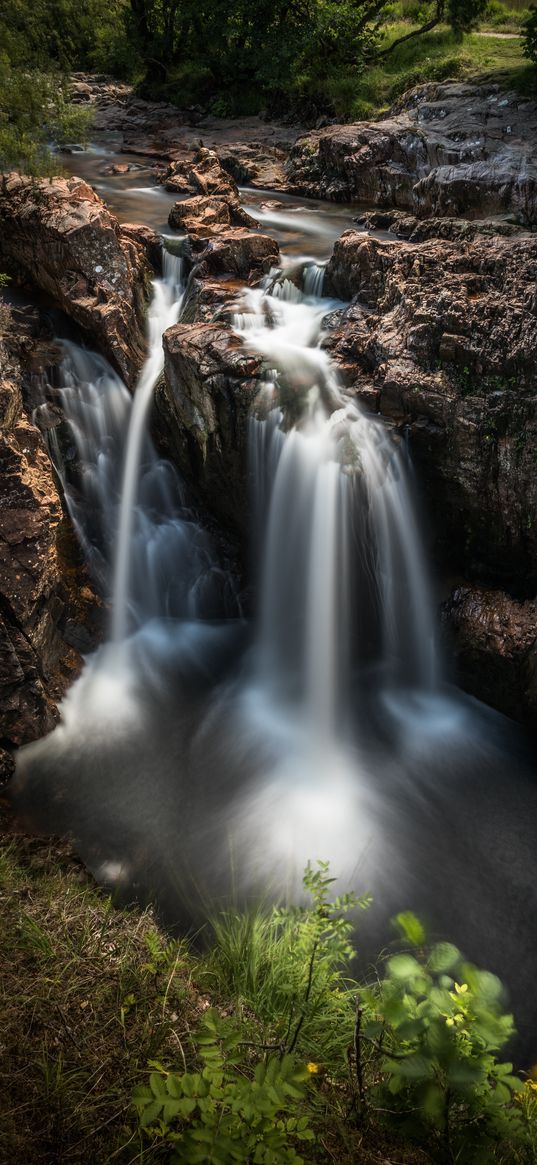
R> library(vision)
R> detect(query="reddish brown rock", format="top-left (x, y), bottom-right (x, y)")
top-left (187, 228), bottom-right (279, 279)
top-left (217, 143), bottom-right (289, 191)
top-left (168, 194), bottom-right (257, 234)
top-left (0, 174), bottom-right (151, 384)
top-left (444, 586), bottom-right (537, 724)
top-left (0, 312), bottom-right (104, 772)
top-left (120, 221), bottom-right (163, 270)
top-left (164, 148), bottom-right (239, 199)
top-left (323, 231), bottom-right (537, 588)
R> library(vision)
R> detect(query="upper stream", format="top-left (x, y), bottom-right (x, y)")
top-left (14, 148), bottom-right (537, 1060)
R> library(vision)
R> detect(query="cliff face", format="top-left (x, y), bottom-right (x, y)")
top-left (324, 231), bottom-right (537, 589)
top-left (0, 322), bottom-right (102, 779)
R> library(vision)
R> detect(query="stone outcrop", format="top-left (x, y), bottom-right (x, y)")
top-left (186, 228), bottom-right (279, 279)
top-left (287, 82), bottom-right (537, 224)
top-left (164, 148), bottom-right (239, 198)
top-left (444, 587), bottom-right (537, 724)
top-left (0, 319), bottom-right (101, 781)
top-left (158, 323), bottom-right (263, 532)
top-left (217, 143), bottom-right (289, 191)
top-left (0, 174), bottom-right (151, 384)
top-left (168, 194), bottom-right (257, 234)
top-left (323, 231), bottom-right (537, 590)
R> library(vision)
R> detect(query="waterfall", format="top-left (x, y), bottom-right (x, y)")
top-left (303, 262), bottom-right (326, 298)
top-left (38, 249), bottom-right (232, 636)
top-left (236, 275), bottom-right (439, 738)
top-left (112, 250), bottom-right (185, 641)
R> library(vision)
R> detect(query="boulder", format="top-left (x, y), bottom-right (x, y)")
top-left (444, 586), bottom-right (537, 724)
top-left (187, 228), bottom-right (279, 279)
top-left (287, 82), bottom-right (537, 224)
top-left (217, 143), bottom-right (289, 191)
top-left (0, 174), bottom-right (151, 384)
top-left (323, 231), bottom-right (537, 588)
top-left (158, 323), bottom-right (263, 532)
top-left (168, 194), bottom-right (257, 234)
top-left (164, 147), bottom-right (239, 199)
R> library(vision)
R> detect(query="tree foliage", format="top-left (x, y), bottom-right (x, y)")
top-left (522, 4), bottom-right (537, 64)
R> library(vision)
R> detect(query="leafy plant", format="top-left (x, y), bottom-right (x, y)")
top-left (133, 1007), bottom-right (314, 1164)
top-left (202, 860), bottom-right (371, 1073)
top-left (357, 912), bottom-right (529, 1163)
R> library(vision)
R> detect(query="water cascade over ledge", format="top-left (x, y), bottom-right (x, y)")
top-left (15, 223), bottom-right (537, 1059)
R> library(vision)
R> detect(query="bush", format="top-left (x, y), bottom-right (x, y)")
top-left (0, 55), bottom-right (93, 174)
top-left (359, 912), bottom-right (534, 1163)
top-left (133, 1009), bottom-right (315, 1165)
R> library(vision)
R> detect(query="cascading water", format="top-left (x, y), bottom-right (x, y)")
top-left (234, 268), bottom-right (439, 751)
top-left (113, 251), bottom-right (185, 640)
top-left (37, 248), bottom-right (234, 636)
top-left (15, 194), bottom-right (537, 1060)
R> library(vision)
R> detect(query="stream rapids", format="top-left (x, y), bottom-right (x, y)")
top-left (13, 150), bottom-right (537, 1062)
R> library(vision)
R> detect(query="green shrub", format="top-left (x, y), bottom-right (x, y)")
top-left (201, 860), bottom-right (371, 1074)
top-left (358, 912), bottom-right (533, 1163)
top-left (133, 1008), bottom-right (314, 1164)
top-left (0, 55), bottom-right (93, 174)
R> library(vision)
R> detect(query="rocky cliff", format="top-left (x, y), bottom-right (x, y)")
top-left (0, 314), bottom-right (101, 780)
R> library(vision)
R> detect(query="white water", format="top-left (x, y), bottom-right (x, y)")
top-left (112, 250), bottom-right (184, 641)
top-left (234, 270), bottom-right (439, 763)
top-left (38, 249), bottom-right (232, 636)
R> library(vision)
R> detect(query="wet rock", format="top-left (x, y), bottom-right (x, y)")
top-left (323, 231), bottom-right (537, 588)
top-left (0, 174), bottom-right (151, 384)
top-left (164, 148), bottom-right (239, 199)
top-left (120, 222), bottom-right (163, 271)
top-left (354, 209), bottom-right (526, 242)
top-left (159, 323), bottom-right (263, 532)
top-left (168, 194), bottom-right (257, 234)
top-left (0, 328), bottom-right (91, 757)
top-left (187, 228), bottom-right (279, 279)
top-left (287, 81), bottom-right (537, 224)
top-left (444, 586), bottom-right (537, 723)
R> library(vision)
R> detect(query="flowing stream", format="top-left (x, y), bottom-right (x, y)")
top-left (14, 158), bottom-right (537, 1060)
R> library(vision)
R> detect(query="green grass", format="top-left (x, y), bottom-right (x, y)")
top-left (0, 829), bottom-right (202, 1165)
top-left (2, 826), bottom-right (537, 1165)
top-left (325, 22), bottom-right (532, 119)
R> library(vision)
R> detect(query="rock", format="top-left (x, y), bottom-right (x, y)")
top-left (164, 148), bottom-right (239, 199)
top-left (0, 174), bottom-right (151, 384)
top-left (444, 586), bottom-right (537, 723)
top-left (187, 228), bottom-right (279, 279)
top-left (168, 194), bottom-right (257, 234)
top-left (354, 209), bottom-right (526, 243)
top-left (120, 222), bottom-right (163, 271)
top-left (217, 143), bottom-right (289, 191)
top-left (287, 81), bottom-right (537, 224)
top-left (323, 231), bottom-right (537, 587)
top-left (0, 324), bottom-right (101, 761)
top-left (158, 323), bottom-right (263, 532)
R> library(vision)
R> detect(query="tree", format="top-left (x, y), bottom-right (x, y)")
top-left (375, 0), bottom-right (488, 58)
top-left (522, 4), bottom-right (537, 65)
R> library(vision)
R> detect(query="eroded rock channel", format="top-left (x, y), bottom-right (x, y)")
top-left (1, 75), bottom-right (537, 1054)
